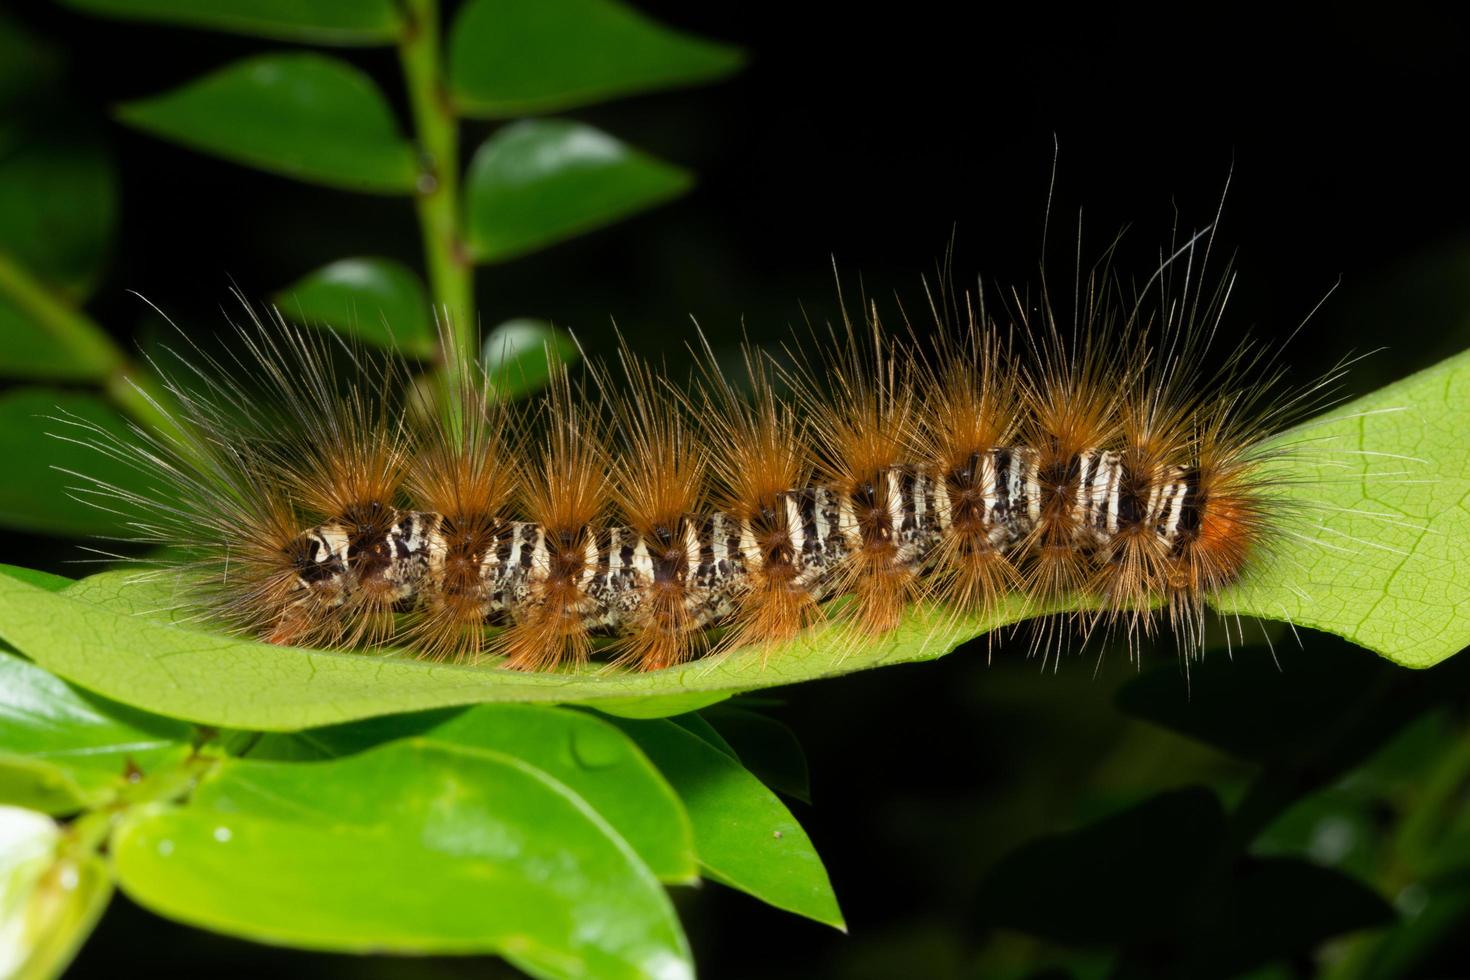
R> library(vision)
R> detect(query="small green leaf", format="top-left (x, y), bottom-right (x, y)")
top-left (60, 0), bottom-right (404, 45)
top-left (464, 120), bottom-right (691, 262)
top-left (117, 54), bottom-right (420, 194)
top-left (704, 706), bottom-right (812, 803)
top-left (448, 0), bottom-right (741, 117)
top-left (275, 258), bottom-right (434, 356)
top-left (0, 388), bottom-right (155, 536)
top-left (0, 115), bottom-right (115, 302)
top-left (612, 718), bottom-right (843, 930)
top-left (0, 806), bottom-right (112, 980)
top-left (112, 741), bottom-right (692, 977)
top-left (482, 318), bottom-right (580, 399)
top-left (0, 649), bottom-right (192, 814)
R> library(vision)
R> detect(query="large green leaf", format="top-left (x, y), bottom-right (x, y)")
top-left (0, 349), bottom-right (1464, 730)
top-left (464, 120), bottom-right (691, 262)
top-left (111, 741), bottom-right (691, 978)
top-left (274, 257), bottom-right (435, 357)
top-left (117, 54), bottom-right (420, 194)
top-left (244, 706), bottom-right (701, 885)
top-left (1215, 346), bottom-right (1470, 667)
top-left (0, 649), bottom-right (191, 814)
top-left (448, 0), bottom-right (741, 117)
top-left (611, 718), bottom-right (843, 929)
top-left (0, 387), bottom-right (156, 536)
top-left (423, 706), bottom-right (697, 884)
top-left (60, 0), bottom-right (404, 45)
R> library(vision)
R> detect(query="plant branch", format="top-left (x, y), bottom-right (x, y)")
top-left (398, 0), bottom-right (474, 391)
top-left (0, 250), bottom-right (176, 436)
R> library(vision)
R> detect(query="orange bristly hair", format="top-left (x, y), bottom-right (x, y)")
top-left (498, 364), bottom-right (609, 671)
top-left (606, 351), bottom-right (709, 670)
top-left (403, 369), bottom-right (521, 662)
top-left (912, 295), bottom-right (1025, 616)
top-left (1017, 279), bottom-right (1127, 612)
top-left (232, 318), bottom-right (413, 649)
top-left (697, 339), bottom-right (822, 654)
top-left (799, 304), bottom-right (922, 636)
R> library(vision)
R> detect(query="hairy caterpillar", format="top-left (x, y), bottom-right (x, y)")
top-left (67, 222), bottom-right (1340, 673)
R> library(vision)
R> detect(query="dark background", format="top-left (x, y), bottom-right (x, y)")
top-left (10, 2), bottom-right (1470, 977)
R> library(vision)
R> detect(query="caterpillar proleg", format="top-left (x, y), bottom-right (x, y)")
top-left (67, 223), bottom-right (1341, 673)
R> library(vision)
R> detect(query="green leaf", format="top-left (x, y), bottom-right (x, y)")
top-left (0, 806), bottom-right (112, 980)
top-left (0, 649), bottom-right (192, 814)
top-left (704, 706), bottom-right (812, 803)
top-left (1216, 346), bottom-right (1470, 667)
top-left (60, 0), bottom-right (404, 45)
top-left (482, 318), bottom-right (580, 399)
top-left (239, 704), bottom-right (700, 887)
top-left (0, 114), bottom-right (116, 303)
top-left (274, 258), bottom-right (434, 357)
top-left (117, 54), bottom-right (420, 194)
top-left (448, 0), bottom-right (741, 117)
top-left (0, 387), bottom-right (155, 536)
top-left (464, 120), bottom-right (691, 262)
top-left (111, 741), bottom-right (692, 977)
top-left (0, 568), bottom-right (1001, 729)
top-left (422, 705), bottom-right (699, 883)
top-left (611, 718), bottom-right (843, 930)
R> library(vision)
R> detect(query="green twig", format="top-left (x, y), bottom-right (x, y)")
top-left (0, 251), bottom-right (176, 436)
top-left (398, 0), bottom-right (474, 392)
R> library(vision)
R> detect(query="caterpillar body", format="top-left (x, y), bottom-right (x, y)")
top-left (72, 227), bottom-right (1331, 673)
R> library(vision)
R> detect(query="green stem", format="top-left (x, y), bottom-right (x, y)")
top-left (0, 251), bottom-right (176, 436)
top-left (65, 752), bottom-right (218, 860)
top-left (398, 0), bottom-right (473, 390)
